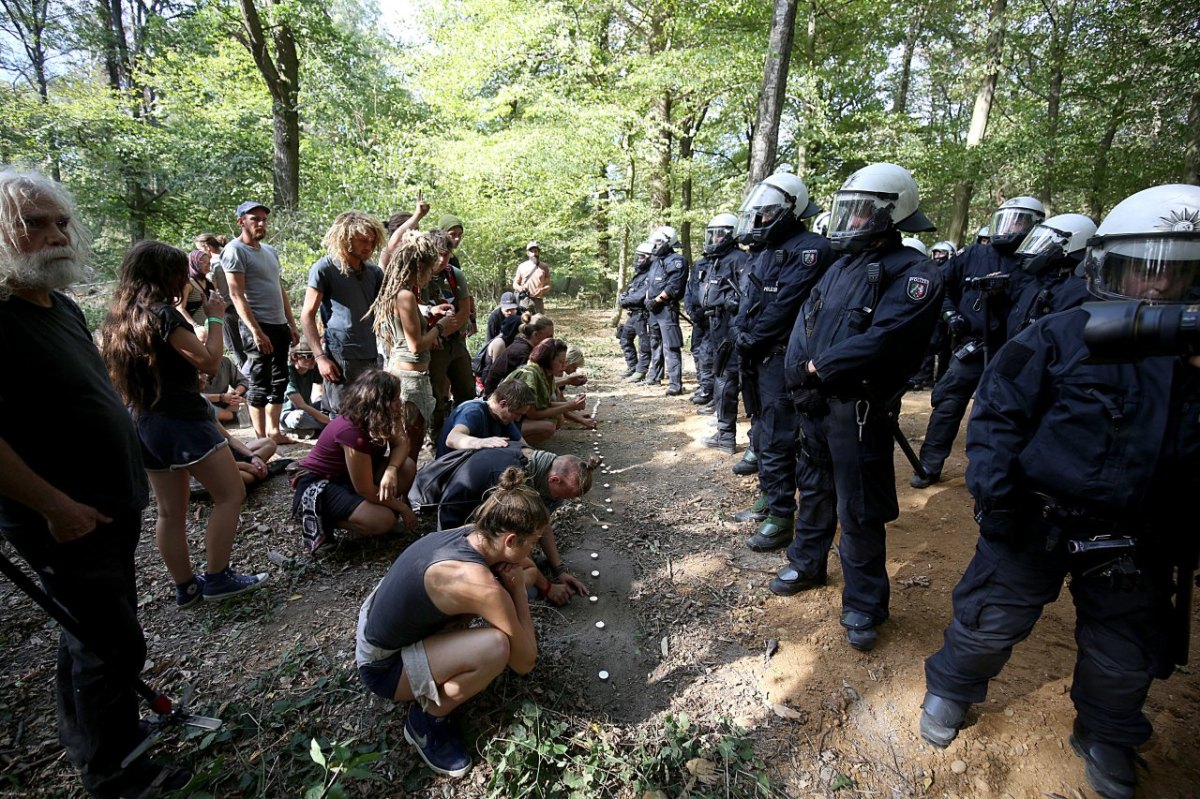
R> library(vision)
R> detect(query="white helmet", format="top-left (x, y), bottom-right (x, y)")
top-left (1017, 213), bottom-right (1097, 259)
top-left (976, 226), bottom-right (991, 244)
top-left (828, 163), bottom-right (935, 254)
top-left (703, 212), bottom-right (738, 256)
top-left (735, 171), bottom-right (820, 246)
top-left (989, 196), bottom-right (1046, 247)
top-left (634, 239), bottom-right (654, 269)
top-left (1083, 184), bottom-right (1200, 303)
top-left (650, 225), bottom-right (678, 257)
top-left (812, 210), bottom-right (832, 238)
top-left (930, 240), bottom-right (955, 259)
top-left (901, 237), bottom-right (929, 256)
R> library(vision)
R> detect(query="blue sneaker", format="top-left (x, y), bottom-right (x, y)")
top-left (175, 577), bottom-right (203, 609)
top-left (404, 706), bottom-right (471, 778)
top-left (200, 567), bottom-right (268, 601)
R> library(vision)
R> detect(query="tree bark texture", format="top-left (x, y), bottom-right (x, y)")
top-left (747, 0), bottom-right (797, 190)
top-left (239, 0), bottom-right (301, 210)
top-left (650, 89), bottom-right (672, 213)
top-left (1186, 87), bottom-right (1200, 186)
top-left (1084, 93), bottom-right (1124, 220)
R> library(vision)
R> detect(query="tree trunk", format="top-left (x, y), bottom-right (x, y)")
top-left (1186, 87), bottom-right (1200, 186)
top-left (1039, 0), bottom-right (1077, 208)
top-left (893, 2), bottom-right (929, 116)
top-left (239, 0), bottom-right (301, 210)
top-left (677, 104), bottom-right (708, 263)
top-left (650, 90), bottom-right (672, 213)
top-left (947, 0), bottom-right (1008, 246)
top-left (595, 170), bottom-right (611, 282)
top-left (795, 0), bottom-right (817, 176)
top-left (747, 0), bottom-right (798, 189)
top-left (1084, 93), bottom-right (1125, 220)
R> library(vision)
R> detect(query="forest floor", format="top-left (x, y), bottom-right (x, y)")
top-left (2, 306), bottom-right (1199, 799)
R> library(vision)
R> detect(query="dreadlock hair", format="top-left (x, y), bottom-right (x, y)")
top-left (322, 211), bottom-right (387, 275)
top-left (471, 466), bottom-right (549, 542)
top-left (426, 229), bottom-right (453, 256)
top-left (369, 232), bottom-right (440, 348)
top-left (100, 240), bottom-right (190, 412)
top-left (336, 369), bottom-right (406, 447)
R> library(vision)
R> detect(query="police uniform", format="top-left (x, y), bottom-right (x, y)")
top-left (644, 249), bottom-right (689, 392)
top-left (618, 263), bottom-right (652, 375)
top-left (1006, 262), bottom-right (1091, 337)
top-left (685, 257), bottom-right (714, 401)
top-left (915, 242), bottom-right (1021, 479)
top-left (909, 255), bottom-right (955, 389)
top-left (781, 240), bottom-right (943, 631)
top-left (699, 247), bottom-right (752, 445)
top-left (924, 305), bottom-right (1200, 752)
top-left (733, 229), bottom-right (833, 520)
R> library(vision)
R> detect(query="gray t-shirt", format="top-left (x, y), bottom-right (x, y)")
top-left (221, 238), bottom-right (286, 325)
top-left (307, 256), bottom-right (382, 360)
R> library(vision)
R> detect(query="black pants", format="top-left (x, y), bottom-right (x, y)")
top-left (617, 321), bottom-right (639, 371)
top-left (925, 531), bottom-right (1173, 747)
top-left (647, 307), bottom-right (683, 392)
top-left (3, 512), bottom-right (147, 796)
top-left (691, 319), bottom-right (713, 397)
top-left (787, 400), bottom-right (898, 623)
top-left (241, 321), bottom-right (291, 407)
top-left (222, 309), bottom-right (246, 368)
top-left (917, 350), bottom-right (986, 475)
top-left (323, 353), bottom-right (378, 415)
top-left (754, 352), bottom-right (797, 516)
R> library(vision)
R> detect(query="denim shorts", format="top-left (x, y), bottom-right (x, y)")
top-left (358, 653), bottom-right (405, 700)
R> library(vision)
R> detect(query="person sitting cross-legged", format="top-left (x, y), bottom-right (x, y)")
top-left (291, 369), bottom-right (417, 554)
top-left (356, 467), bottom-right (543, 778)
top-left (435, 378), bottom-right (533, 458)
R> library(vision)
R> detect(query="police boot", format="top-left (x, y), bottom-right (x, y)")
top-left (621, 367), bottom-right (635, 378)
top-left (732, 494), bottom-right (768, 523)
top-left (909, 468), bottom-right (941, 489)
top-left (746, 515), bottom-right (793, 552)
top-left (731, 448), bottom-right (759, 476)
top-left (690, 391), bottom-right (712, 405)
top-left (919, 692), bottom-right (970, 749)
top-left (769, 564), bottom-right (827, 596)
top-left (695, 402), bottom-right (715, 416)
top-left (625, 371), bottom-right (645, 383)
top-left (702, 433), bottom-right (735, 454)
top-left (1070, 720), bottom-right (1139, 799)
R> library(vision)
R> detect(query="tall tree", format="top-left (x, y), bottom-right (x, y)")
top-left (747, 0), bottom-right (797, 188)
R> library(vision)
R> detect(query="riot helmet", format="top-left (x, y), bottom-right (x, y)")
top-left (930, 241), bottom-right (955, 264)
top-left (1017, 213), bottom-right (1097, 275)
top-left (735, 172), bottom-right (820, 247)
top-left (634, 239), bottom-right (654, 271)
top-left (827, 163), bottom-right (935, 254)
top-left (1083, 184), bottom-right (1200, 303)
top-left (989, 196), bottom-right (1046, 249)
top-left (812, 210), bottom-right (832, 238)
top-left (976, 226), bottom-right (991, 245)
top-left (650, 225), bottom-right (678, 257)
top-left (902, 237), bottom-right (929, 256)
top-left (703, 213), bottom-right (738, 256)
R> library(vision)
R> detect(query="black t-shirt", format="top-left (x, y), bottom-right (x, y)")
top-left (145, 303), bottom-right (211, 420)
top-left (0, 292), bottom-right (149, 529)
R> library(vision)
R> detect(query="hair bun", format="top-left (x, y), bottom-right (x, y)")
top-left (496, 465), bottom-right (527, 492)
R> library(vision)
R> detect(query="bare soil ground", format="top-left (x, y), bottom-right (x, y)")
top-left (2, 306), bottom-right (1198, 798)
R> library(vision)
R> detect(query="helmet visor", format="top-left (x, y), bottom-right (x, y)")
top-left (828, 192), bottom-right (893, 240)
top-left (990, 208), bottom-right (1040, 242)
top-left (704, 226), bottom-right (733, 251)
top-left (1086, 234), bottom-right (1200, 302)
top-left (737, 184), bottom-right (792, 232)
top-left (1016, 224), bottom-right (1070, 258)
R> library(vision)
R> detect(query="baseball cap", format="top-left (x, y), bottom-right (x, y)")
top-left (526, 240), bottom-right (540, 251)
top-left (236, 201), bottom-right (270, 218)
top-left (499, 291), bottom-right (519, 311)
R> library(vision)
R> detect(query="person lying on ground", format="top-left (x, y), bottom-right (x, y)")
top-left (435, 378), bottom-right (534, 458)
top-left (356, 466), bottom-right (543, 778)
top-left (199, 354), bottom-right (248, 424)
top-left (409, 445), bottom-right (597, 603)
top-left (500, 338), bottom-right (585, 445)
top-left (281, 348), bottom-right (331, 434)
top-left (555, 344), bottom-right (597, 431)
top-left (291, 369), bottom-right (418, 555)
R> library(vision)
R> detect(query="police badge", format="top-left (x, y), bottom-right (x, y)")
top-left (906, 275), bottom-right (931, 302)
top-left (801, 249), bottom-right (818, 267)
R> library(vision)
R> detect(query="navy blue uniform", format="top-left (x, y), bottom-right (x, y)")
top-left (685, 257), bottom-right (714, 399)
top-left (783, 242), bottom-right (944, 623)
top-left (910, 255), bottom-right (956, 388)
top-left (733, 229), bottom-right (833, 517)
top-left (916, 243), bottom-right (1022, 477)
top-left (1005, 266), bottom-right (1091, 337)
top-left (618, 266), bottom-right (652, 374)
top-left (925, 306), bottom-right (1200, 749)
top-left (699, 248), bottom-right (751, 442)
top-left (644, 251), bottom-right (689, 392)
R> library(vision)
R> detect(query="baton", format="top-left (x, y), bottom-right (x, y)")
top-left (861, 383), bottom-right (927, 480)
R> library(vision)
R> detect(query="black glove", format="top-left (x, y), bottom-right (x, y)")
top-left (791, 388), bottom-right (828, 418)
top-left (945, 313), bottom-right (970, 337)
top-left (974, 503), bottom-right (1020, 545)
top-left (651, 299), bottom-right (666, 314)
top-left (733, 328), bottom-right (755, 353)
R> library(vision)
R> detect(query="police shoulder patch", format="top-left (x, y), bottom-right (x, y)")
top-left (801, 249), bottom-right (819, 267)
top-left (906, 275), bottom-right (931, 302)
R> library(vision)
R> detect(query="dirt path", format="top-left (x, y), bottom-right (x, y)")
top-left (1, 307), bottom-right (1197, 798)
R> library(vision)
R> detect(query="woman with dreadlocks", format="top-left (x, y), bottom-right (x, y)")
top-left (101, 241), bottom-right (268, 608)
top-left (368, 233), bottom-right (465, 462)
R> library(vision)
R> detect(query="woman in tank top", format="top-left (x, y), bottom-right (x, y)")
top-left (368, 233), bottom-right (466, 462)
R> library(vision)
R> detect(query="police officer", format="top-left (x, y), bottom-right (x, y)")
top-left (909, 240), bottom-right (958, 390)
top-left (684, 231), bottom-right (716, 407)
top-left (911, 196), bottom-right (1046, 487)
top-left (975, 226), bottom-right (990, 246)
top-left (920, 184), bottom-right (1200, 799)
top-left (694, 213), bottom-right (750, 451)
top-left (1005, 212), bottom-right (1095, 336)
top-left (643, 226), bottom-right (689, 396)
top-left (772, 163), bottom-right (944, 652)
top-left (729, 172), bottom-right (832, 551)
top-left (618, 240), bottom-right (654, 382)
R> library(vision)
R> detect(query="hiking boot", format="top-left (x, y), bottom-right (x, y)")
top-left (665, 387), bottom-right (684, 397)
top-left (201, 567), bottom-right (268, 601)
top-left (746, 514), bottom-right (793, 551)
top-left (621, 367), bottom-right (636, 378)
top-left (841, 610), bottom-right (879, 651)
top-left (919, 692), bottom-right (969, 748)
top-left (732, 449), bottom-right (758, 475)
top-left (1070, 719), bottom-right (1139, 799)
top-left (404, 705), bottom-right (471, 778)
top-left (695, 402), bottom-right (715, 416)
top-left (702, 434), bottom-right (735, 455)
top-left (768, 565), bottom-right (827, 596)
top-left (733, 494), bottom-right (769, 523)
top-left (175, 577), bottom-right (204, 609)
top-left (625, 372), bottom-right (645, 383)
top-left (909, 469), bottom-right (941, 489)
top-left (690, 392), bottom-right (712, 405)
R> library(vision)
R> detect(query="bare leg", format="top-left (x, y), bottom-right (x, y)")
top-left (266, 404), bottom-right (296, 444)
top-left (393, 628), bottom-right (510, 715)
top-left (344, 502), bottom-right (398, 536)
top-left (188, 446), bottom-right (247, 575)
top-left (147, 469), bottom-right (194, 584)
top-left (521, 419), bottom-right (556, 446)
top-left (249, 405), bottom-right (267, 439)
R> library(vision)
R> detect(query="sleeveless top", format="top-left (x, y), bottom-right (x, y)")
top-left (382, 291), bottom-right (431, 366)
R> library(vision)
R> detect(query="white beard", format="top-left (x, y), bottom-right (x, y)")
top-left (1, 246), bottom-right (85, 294)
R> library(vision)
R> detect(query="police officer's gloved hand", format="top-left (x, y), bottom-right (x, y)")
top-left (944, 312), bottom-right (970, 337)
top-left (974, 502), bottom-right (1020, 545)
top-left (791, 388), bottom-right (828, 418)
top-left (724, 299), bottom-right (740, 315)
top-left (733, 329), bottom-right (756, 354)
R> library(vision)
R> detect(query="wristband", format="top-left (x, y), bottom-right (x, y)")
top-left (316, 354), bottom-right (330, 361)
top-left (207, 317), bottom-right (224, 325)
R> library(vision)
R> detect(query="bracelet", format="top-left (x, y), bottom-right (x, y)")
top-left (316, 354), bottom-right (330, 360)
top-left (207, 317), bottom-right (224, 325)
top-left (385, 464), bottom-right (399, 472)
top-left (549, 562), bottom-right (567, 578)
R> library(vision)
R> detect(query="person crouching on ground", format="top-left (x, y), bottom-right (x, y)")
top-left (435, 378), bottom-right (534, 457)
top-left (356, 466), bottom-right (543, 778)
top-left (500, 338), bottom-right (585, 445)
top-left (101, 240), bottom-right (268, 607)
top-left (291, 369), bottom-right (418, 555)
top-left (554, 344), bottom-right (597, 430)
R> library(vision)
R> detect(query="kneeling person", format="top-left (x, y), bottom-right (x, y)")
top-left (435, 379), bottom-right (533, 457)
